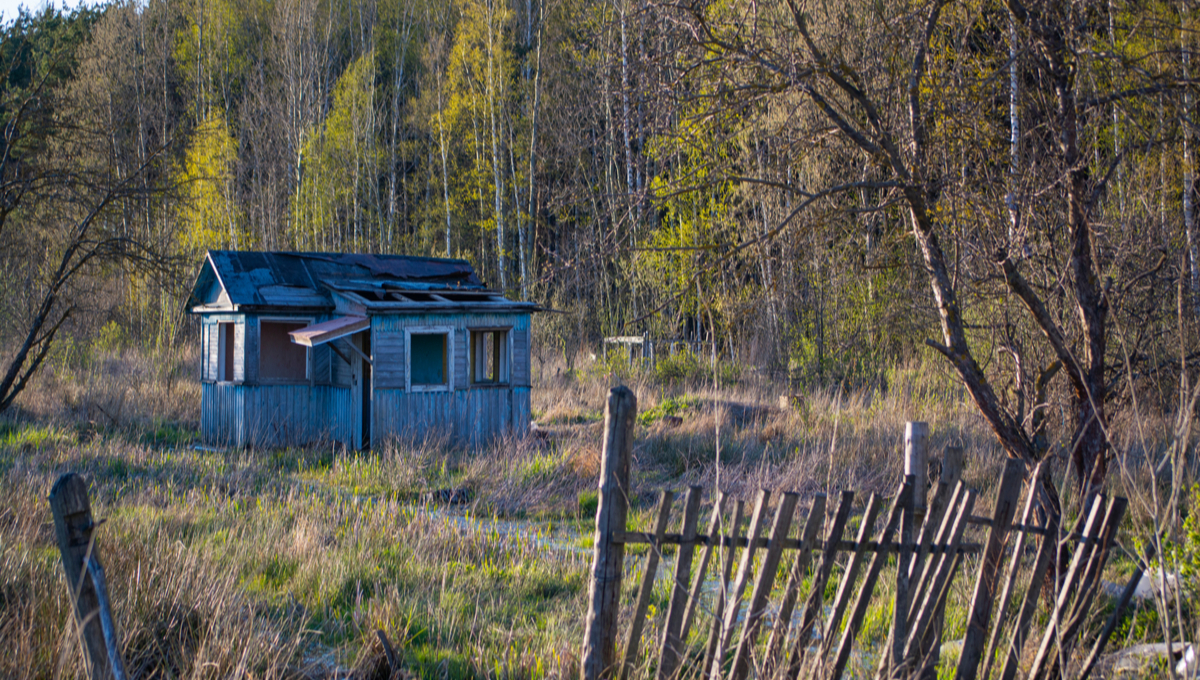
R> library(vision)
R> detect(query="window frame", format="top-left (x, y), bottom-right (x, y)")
top-left (258, 316), bottom-right (314, 384)
top-left (217, 321), bottom-right (235, 383)
top-left (405, 325), bottom-right (454, 393)
top-left (469, 327), bottom-right (512, 387)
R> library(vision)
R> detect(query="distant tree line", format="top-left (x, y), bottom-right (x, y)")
top-left (1, 0), bottom-right (1198, 487)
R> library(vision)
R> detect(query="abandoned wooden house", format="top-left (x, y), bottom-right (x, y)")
top-left (188, 250), bottom-right (537, 449)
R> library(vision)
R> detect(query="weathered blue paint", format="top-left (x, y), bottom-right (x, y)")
top-left (193, 250), bottom-right (536, 449)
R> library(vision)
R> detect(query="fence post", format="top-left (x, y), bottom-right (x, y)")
top-left (904, 422), bottom-right (930, 511)
top-left (49, 473), bottom-right (127, 680)
top-left (582, 386), bottom-right (637, 680)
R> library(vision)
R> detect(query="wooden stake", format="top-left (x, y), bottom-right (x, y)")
top-left (905, 423), bottom-right (930, 511)
top-left (679, 494), bottom-right (728, 647)
top-left (50, 473), bottom-right (128, 680)
top-left (997, 487), bottom-right (1061, 680)
top-left (701, 499), bottom-right (746, 678)
top-left (582, 386), bottom-right (637, 680)
top-left (828, 480), bottom-right (912, 680)
top-left (1025, 493), bottom-right (1107, 680)
top-left (903, 488), bottom-right (976, 665)
top-left (979, 461), bottom-right (1048, 680)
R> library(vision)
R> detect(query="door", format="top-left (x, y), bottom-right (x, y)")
top-left (350, 330), bottom-right (372, 450)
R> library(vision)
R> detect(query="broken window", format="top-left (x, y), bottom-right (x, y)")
top-left (409, 331), bottom-right (449, 388)
top-left (261, 320), bottom-right (309, 381)
top-left (470, 329), bottom-right (509, 385)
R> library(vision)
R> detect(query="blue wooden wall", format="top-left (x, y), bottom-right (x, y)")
top-left (200, 311), bottom-right (532, 448)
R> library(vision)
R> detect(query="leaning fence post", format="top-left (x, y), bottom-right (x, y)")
top-left (582, 386), bottom-right (637, 680)
top-left (905, 422), bottom-right (930, 511)
top-left (50, 473), bottom-right (127, 680)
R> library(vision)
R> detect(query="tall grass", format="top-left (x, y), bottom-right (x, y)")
top-left (0, 344), bottom-right (1193, 677)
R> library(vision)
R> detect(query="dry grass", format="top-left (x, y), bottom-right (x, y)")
top-left (0, 344), bottom-right (1194, 678)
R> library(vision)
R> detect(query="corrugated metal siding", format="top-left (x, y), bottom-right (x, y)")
top-left (374, 385), bottom-right (530, 446)
top-left (512, 387), bottom-right (531, 436)
top-left (201, 382), bottom-right (244, 445)
top-left (202, 383), bottom-right (352, 447)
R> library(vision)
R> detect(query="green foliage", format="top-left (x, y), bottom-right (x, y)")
top-left (178, 109), bottom-right (246, 254)
top-left (0, 423), bottom-right (75, 450)
top-left (138, 419), bottom-right (199, 447)
top-left (654, 350), bottom-right (706, 383)
top-left (93, 320), bottom-right (128, 354)
top-left (577, 489), bottom-right (598, 518)
top-left (638, 394), bottom-right (700, 426)
top-left (1157, 484), bottom-right (1200, 606)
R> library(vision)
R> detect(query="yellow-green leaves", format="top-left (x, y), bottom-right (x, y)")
top-left (178, 109), bottom-right (245, 255)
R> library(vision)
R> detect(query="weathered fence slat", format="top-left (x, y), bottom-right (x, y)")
top-left (955, 457), bottom-right (1026, 680)
top-left (1076, 542), bottom-right (1157, 680)
top-left (582, 386), bottom-right (637, 680)
top-left (909, 449), bottom-right (963, 583)
top-left (1026, 494), bottom-right (1108, 680)
top-left (50, 473), bottom-right (128, 680)
top-left (619, 491), bottom-right (676, 680)
top-left (907, 481), bottom-right (966, 622)
top-left (997, 487), bottom-right (1061, 680)
top-left (818, 493), bottom-right (884, 663)
top-left (763, 494), bottom-right (827, 674)
top-left (1041, 496), bottom-right (1128, 680)
top-left (828, 480), bottom-right (912, 680)
top-left (784, 491), bottom-right (854, 680)
top-left (710, 490), bottom-right (771, 679)
top-left (902, 487), bottom-right (976, 666)
top-left (656, 486), bottom-right (704, 680)
top-left (678, 493), bottom-right (728, 649)
top-left (878, 476), bottom-right (917, 680)
top-left (701, 499), bottom-right (746, 678)
top-left (728, 492), bottom-right (799, 680)
top-left (979, 461), bottom-right (1048, 680)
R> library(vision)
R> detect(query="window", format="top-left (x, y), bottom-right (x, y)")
top-left (406, 327), bottom-right (453, 392)
top-left (261, 320), bottom-right (310, 381)
top-left (218, 322), bottom-right (235, 382)
top-left (470, 329), bottom-right (509, 385)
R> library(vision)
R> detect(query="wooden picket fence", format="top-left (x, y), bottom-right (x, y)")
top-left (580, 387), bottom-right (1140, 680)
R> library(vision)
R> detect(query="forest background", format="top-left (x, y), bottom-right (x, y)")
top-left (1, 0), bottom-right (1199, 480)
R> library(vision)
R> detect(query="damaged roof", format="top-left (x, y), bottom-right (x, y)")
top-left (189, 250), bottom-right (536, 313)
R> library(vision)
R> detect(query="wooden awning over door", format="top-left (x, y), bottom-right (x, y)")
top-left (287, 315), bottom-right (369, 347)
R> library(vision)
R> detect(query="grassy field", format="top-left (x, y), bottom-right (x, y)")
top-left (0, 345), bottom-right (1192, 678)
